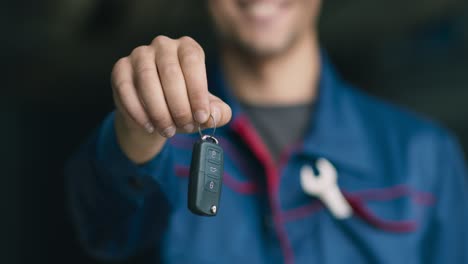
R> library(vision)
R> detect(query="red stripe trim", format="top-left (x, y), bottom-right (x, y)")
top-left (175, 166), bottom-right (189, 177)
top-left (279, 184), bottom-right (434, 233)
top-left (412, 193), bottom-right (435, 206)
top-left (232, 116), bottom-right (277, 194)
top-left (174, 165), bottom-right (258, 195)
top-left (232, 115), bottom-right (295, 264)
top-left (346, 195), bottom-right (417, 233)
top-left (279, 201), bottom-right (323, 223)
top-left (278, 141), bottom-right (303, 168)
top-left (349, 184), bottom-right (435, 205)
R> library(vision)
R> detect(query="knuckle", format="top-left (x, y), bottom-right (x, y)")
top-left (178, 36), bottom-right (198, 47)
top-left (113, 57), bottom-right (129, 70)
top-left (178, 36), bottom-right (195, 43)
top-left (171, 109), bottom-right (192, 124)
top-left (131, 45), bottom-right (151, 58)
top-left (152, 35), bottom-right (172, 47)
top-left (150, 114), bottom-right (173, 129)
top-left (178, 36), bottom-right (201, 50)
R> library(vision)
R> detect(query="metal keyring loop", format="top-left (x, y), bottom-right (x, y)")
top-left (201, 135), bottom-right (219, 145)
top-left (198, 114), bottom-right (217, 139)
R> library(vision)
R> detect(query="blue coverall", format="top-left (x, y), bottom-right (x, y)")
top-left (66, 55), bottom-right (468, 264)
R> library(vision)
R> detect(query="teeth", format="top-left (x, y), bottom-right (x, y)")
top-left (247, 2), bottom-right (279, 18)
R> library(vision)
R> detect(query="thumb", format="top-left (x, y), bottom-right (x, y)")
top-left (202, 93), bottom-right (232, 129)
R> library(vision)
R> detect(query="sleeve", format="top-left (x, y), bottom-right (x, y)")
top-left (65, 112), bottom-right (178, 261)
top-left (424, 131), bottom-right (468, 264)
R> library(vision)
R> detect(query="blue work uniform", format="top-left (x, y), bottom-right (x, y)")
top-left (66, 55), bottom-right (468, 264)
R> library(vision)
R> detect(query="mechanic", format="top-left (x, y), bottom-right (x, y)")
top-left (66, 0), bottom-right (468, 263)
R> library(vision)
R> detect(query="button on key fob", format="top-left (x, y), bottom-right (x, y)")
top-left (188, 135), bottom-right (224, 216)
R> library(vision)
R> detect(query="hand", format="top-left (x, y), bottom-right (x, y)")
top-left (111, 36), bottom-right (232, 163)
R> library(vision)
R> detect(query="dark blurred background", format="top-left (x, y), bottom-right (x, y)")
top-left (1, 0), bottom-right (467, 263)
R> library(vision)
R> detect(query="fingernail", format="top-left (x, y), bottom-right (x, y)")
top-left (194, 111), bottom-right (208, 124)
top-left (161, 126), bottom-right (176, 138)
top-left (144, 123), bottom-right (155, 134)
top-left (183, 123), bottom-right (194, 133)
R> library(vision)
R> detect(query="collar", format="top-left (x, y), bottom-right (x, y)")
top-left (207, 53), bottom-right (374, 174)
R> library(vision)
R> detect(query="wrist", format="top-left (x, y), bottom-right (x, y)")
top-left (114, 111), bottom-right (167, 164)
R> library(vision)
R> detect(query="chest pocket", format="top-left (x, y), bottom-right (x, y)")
top-left (284, 185), bottom-right (434, 264)
top-left (280, 159), bottom-right (435, 264)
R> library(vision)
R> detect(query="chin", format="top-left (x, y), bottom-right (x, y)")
top-left (234, 31), bottom-right (299, 58)
top-left (243, 42), bottom-right (289, 57)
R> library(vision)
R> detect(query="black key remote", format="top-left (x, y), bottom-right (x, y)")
top-left (188, 135), bottom-right (224, 216)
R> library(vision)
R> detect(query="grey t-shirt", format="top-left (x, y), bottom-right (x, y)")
top-left (241, 102), bottom-right (313, 161)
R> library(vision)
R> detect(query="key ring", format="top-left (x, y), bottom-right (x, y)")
top-left (198, 114), bottom-right (218, 144)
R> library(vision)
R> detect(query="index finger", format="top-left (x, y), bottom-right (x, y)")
top-left (177, 37), bottom-right (210, 124)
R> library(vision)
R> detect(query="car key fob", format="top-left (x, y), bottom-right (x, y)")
top-left (188, 135), bottom-right (224, 216)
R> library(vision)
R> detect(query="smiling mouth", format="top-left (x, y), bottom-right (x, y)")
top-left (238, 0), bottom-right (290, 21)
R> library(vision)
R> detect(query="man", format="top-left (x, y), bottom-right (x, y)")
top-left (66, 0), bottom-right (468, 263)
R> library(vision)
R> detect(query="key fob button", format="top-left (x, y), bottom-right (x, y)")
top-left (206, 161), bottom-right (220, 175)
top-left (207, 148), bottom-right (221, 163)
top-left (206, 173), bottom-right (220, 180)
top-left (205, 178), bottom-right (219, 193)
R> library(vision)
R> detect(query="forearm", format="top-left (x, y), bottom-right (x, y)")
top-left (66, 113), bottom-right (174, 260)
